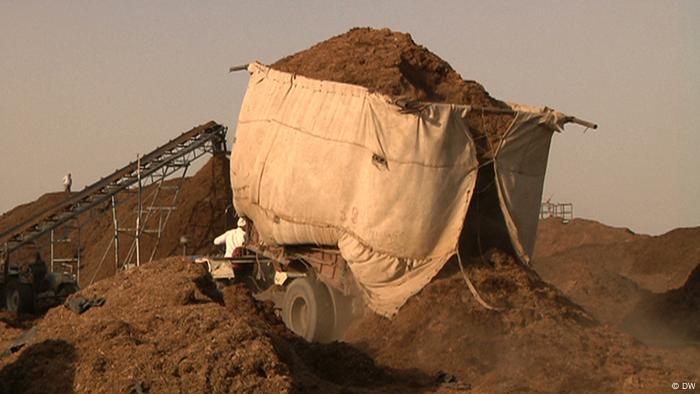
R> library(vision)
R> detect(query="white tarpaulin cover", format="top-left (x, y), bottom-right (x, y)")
top-left (231, 62), bottom-right (562, 316)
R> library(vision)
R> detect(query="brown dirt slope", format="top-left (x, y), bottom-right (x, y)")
top-left (272, 27), bottom-right (503, 108)
top-left (533, 219), bottom-right (700, 372)
top-left (0, 312), bottom-right (38, 354)
top-left (0, 258), bottom-right (442, 393)
top-left (345, 249), bottom-right (692, 393)
top-left (534, 255), bottom-right (651, 326)
top-left (534, 218), bottom-right (645, 259)
top-left (0, 192), bottom-right (74, 234)
top-left (535, 223), bottom-right (700, 293)
top-left (270, 27), bottom-right (513, 159)
top-left (533, 224), bottom-right (700, 328)
top-left (623, 263), bottom-right (700, 344)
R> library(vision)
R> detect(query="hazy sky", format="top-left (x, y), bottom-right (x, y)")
top-left (1, 1), bottom-right (698, 235)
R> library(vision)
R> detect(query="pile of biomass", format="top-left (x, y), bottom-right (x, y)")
top-left (623, 263), bottom-right (700, 344)
top-left (0, 192), bottom-right (76, 264)
top-left (533, 218), bottom-right (644, 259)
top-left (271, 27), bottom-right (513, 159)
top-left (345, 249), bottom-right (693, 393)
top-left (0, 312), bottom-right (38, 353)
top-left (0, 258), bottom-right (440, 393)
top-left (534, 220), bottom-right (700, 326)
top-left (0, 192), bottom-right (73, 232)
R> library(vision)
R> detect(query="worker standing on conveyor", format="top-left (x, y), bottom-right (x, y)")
top-left (213, 217), bottom-right (248, 257)
top-left (63, 173), bottom-right (72, 192)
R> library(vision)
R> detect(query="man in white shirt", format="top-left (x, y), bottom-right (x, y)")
top-left (63, 173), bottom-right (72, 192)
top-left (213, 217), bottom-right (248, 257)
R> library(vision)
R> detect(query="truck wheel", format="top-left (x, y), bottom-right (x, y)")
top-left (5, 281), bottom-right (34, 313)
top-left (281, 277), bottom-right (334, 342)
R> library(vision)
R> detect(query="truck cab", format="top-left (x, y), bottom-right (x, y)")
top-left (207, 221), bottom-right (360, 342)
top-left (1, 252), bottom-right (79, 313)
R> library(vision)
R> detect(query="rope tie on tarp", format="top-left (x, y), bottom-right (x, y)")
top-left (456, 250), bottom-right (504, 311)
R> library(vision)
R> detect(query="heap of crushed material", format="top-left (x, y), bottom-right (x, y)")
top-left (345, 250), bottom-right (693, 393)
top-left (623, 263), bottom-right (700, 344)
top-left (0, 258), bottom-right (442, 393)
top-left (271, 27), bottom-right (513, 159)
top-left (272, 27), bottom-right (503, 107)
top-left (535, 220), bottom-right (700, 327)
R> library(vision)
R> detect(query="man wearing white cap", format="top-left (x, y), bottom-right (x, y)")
top-left (213, 217), bottom-right (248, 258)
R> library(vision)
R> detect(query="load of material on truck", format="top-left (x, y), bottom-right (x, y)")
top-left (231, 28), bottom-right (592, 317)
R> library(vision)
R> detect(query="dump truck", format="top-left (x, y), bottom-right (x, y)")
top-left (220, 63), bottom-right (595, 342)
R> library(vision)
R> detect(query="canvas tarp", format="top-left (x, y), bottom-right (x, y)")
top-left (494, 103), bottom-right (565, 265)
top-left (231, 62), bottom-right (561, 316)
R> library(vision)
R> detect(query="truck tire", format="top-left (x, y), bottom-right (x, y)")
top-left (281, 277), bottom-right (334, 342)
top-left (5, 281), bottom-right (34, 313)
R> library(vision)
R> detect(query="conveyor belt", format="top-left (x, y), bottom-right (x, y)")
top-left (0, 122), bottom-right (227, 255)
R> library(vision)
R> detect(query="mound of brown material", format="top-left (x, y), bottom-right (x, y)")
top-left (0, 312), bottom-right (38, 352)
top-left (534, 218), bottom-right (644, 259)
top-left (535, 258), bottom-right (651, 326)
top-left (0, 258), bottom-right (438, 393)
top-left (345, 250), bottom-right (691, 393)
top-left (624, 263), bottom-right (700, 344)
top-left (273, 27), bottom-right (501, 108)
top-left (0, 258), bottom-right (288, 393)
top-left (0, 192), bottom-right (77, 264)
top-left (271, 27), bottom-right (513, 159)
top-left (0, 192), bottom-right (74, 233)
top-left (534, 223), bottom-right (700, 329)
top-left (623, 227), bottom-right (700, 292)
top-left (536, 225), bottom-right (700, 294)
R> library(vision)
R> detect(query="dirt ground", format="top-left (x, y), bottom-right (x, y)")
top-left (2, 244), bottom-right (695, 393)
top-left (0, 258), bottom-right (449, 394)
top-left (534, 218), bottom-right (700, 328)
top-left (532, 218), bottom-right (700, 383)
top-left (344, 249), bottom-right (695, 393)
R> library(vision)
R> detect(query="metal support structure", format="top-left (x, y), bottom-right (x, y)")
top-left (135, 155), bottom-right (142, 267)
top-left (48, 217), bottom-right (81, 282)
top-left (101, 124), bottom-right (226, 276)
top-left (111, 195), bottom-right (119, 273)
top-left (540, 202), bottom-right (574, 223)
top-left (0, 123), bottom-right (227, 286)
top-left (146, 168), bottom-right (189, 262)
top-left (113, 158), bottom-right (191, 272)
